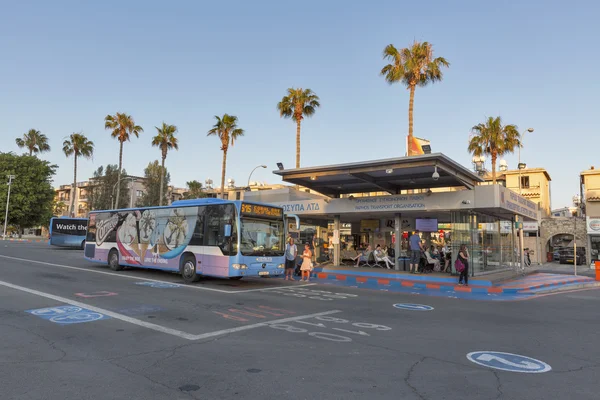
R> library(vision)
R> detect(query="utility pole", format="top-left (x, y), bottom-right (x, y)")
top-left (3, 175), bottom-right (16, 238)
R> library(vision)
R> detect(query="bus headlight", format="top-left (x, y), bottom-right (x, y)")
top-left (277, 264), bottom-right (285, 269)
top-left (232, 264), bottom-right (248, 270)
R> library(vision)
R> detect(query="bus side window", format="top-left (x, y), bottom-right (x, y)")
top-left (204, 204), bottom-right (236, 255)
top-left (189, 207), bottom-right (205, 246)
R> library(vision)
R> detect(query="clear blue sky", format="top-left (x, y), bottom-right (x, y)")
top-left (1, 0), bottom-right (598, 208)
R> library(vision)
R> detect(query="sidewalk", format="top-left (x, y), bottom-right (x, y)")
top-left (309, 263), bottom-right (600, 300)
top-left (1, 235), bottom-right (47, 243)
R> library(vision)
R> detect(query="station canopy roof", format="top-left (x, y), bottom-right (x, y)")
top-left (273, 153), bottom-right (484, 197)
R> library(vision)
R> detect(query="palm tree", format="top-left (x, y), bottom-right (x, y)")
top-left (277, 88), bottom-right (320, 168)
top-left (380, 41), bottom-right (449, 155)
top-left (468, 116), bottom-right (520, 184)
top-left (151, 123), bottom-right (179, 206)
top-left (15, 129), bottom-right (51, 156)
top-left (62, 133), bottom-right (94, 217)
top-left (104, 112), bottom-right (143, 208)
top-left (207, 114), bottom-right (244, 199)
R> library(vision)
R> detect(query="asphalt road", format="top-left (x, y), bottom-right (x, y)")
top-left (1, 242), bottom-right (599, 400)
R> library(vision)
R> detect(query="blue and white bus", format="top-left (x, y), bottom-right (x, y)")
top-left (84, 199), bottom-right (297, 283)
top-left (49, 217), bottom-right (88, 249)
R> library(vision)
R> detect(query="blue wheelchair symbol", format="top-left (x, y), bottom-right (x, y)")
top-left (27, 305), bottom-right (109, 325)
top-left (393, 303), bottom-right (434, 311)
top-left (467, 351), bottom-right (551, 373)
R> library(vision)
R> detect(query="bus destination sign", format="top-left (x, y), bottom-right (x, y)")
top-left (241, 203), bottom-right (283, 219)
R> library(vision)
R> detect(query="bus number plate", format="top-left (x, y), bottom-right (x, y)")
top-left (259, 271), bottom-right (270, 276)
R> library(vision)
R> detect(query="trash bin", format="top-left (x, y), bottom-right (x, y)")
top-left (595, 261), bottom-right (600, 281)
top-left (547, 252), bottom-right (553, 262)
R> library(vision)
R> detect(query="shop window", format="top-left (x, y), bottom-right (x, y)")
top-left (520, 176), bottom-right (530, 189)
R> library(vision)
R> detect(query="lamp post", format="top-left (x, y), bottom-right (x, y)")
top-left (247, 165), bottom-right (267, 191)
top-left (472, 155), bottom-right (486, 176)
top-left (517, 128), bottom-right (534, 272)
top-left (3, 175), bottom-right (15, 239)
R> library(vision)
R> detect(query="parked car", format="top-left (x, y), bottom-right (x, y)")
top-left (559, 248), bottom-right (586, 265)
top-left (553, 250), bottom-right (560, 261)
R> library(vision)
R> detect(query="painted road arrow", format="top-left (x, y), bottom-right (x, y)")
top-left (467, 351), bottom-right (551, 373)
top-left (393, 303), bottom-right (434, 311)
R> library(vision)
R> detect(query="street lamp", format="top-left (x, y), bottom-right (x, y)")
top-left (111, 177), bottom-right (136, 209)
top-left (517, 127), bottom-right (533, 273)
top-left (472, 155), bottom-right (485, 175)
top-left (3, 175), bottom-right (16, 239)
top-left (247, 165), bottom-right (267, 191)
top-left (518, 128), bottom-right (534, 195)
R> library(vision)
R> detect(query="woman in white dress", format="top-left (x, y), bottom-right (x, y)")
top-left (300, 243), bottom-right (313, 282)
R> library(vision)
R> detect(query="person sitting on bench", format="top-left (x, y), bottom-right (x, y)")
top-left (374, 244), bottom-right (393, 269)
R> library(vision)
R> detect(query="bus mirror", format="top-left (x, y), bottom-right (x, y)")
top-left (224, 224), bottom-right (232, 237)
top-left (288, 214), bottom-right (300, 230)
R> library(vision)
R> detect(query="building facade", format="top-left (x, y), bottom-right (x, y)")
top-left (581, 167), bottom-right (600, 265)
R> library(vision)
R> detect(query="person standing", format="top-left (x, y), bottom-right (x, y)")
top-left (284, 238), bottom-right (298, 281)
top-left (300, 243), bottom-right (313, 282)
top-left (458, 244), bottom-right (470, 286)
top-left (409, 230), bottom-right (423, 274)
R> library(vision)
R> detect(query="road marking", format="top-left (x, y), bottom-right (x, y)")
top-left (393, 303), bottom-right (434, 311)
top-left (1, 277), bottom-right (342, 341)
top-left (466, 351), bottom-right (551, 373)
top-left (190, 310), bottom-right (342, 340)
top-left (0, 254), bottom-right (313, 294)
top-left (75, 291), bottom-right (118, 298)
top-left (0, 279), bottom-right (200, 340)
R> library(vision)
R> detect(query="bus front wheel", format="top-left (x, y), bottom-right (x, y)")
top-left (80, 240), bottom-right (85, 250)
top-left (181, 254), bottom-right (200, 283)
top-left (108, 249), bottom-right (123, 271)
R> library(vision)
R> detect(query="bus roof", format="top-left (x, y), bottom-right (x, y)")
top-left (88, 198), bottom-right (283, 214)
top-left (50, 216), bottom-right (88, 221)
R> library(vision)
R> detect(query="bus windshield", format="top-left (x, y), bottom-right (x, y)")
top-left (239, 217), bottom-right (284, 257)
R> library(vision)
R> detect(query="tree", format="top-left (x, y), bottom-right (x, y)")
top-left (53, 200), bottom-right (67, 216)
top-left (151, 122), bottom-right (179, 206)
top-left (207, 114), bottom-right (244, 199)
top-left (62, 133), bottom-right (94, 217)
top-left (183, 180), bottom-right (206, 199)
top-left (138, 161), bottom-right (170, 207)
top-left (468, 116), bottom-right (520, 184)
top-left (15, 129), bottom-right (51, 157)
top-left (277, 88), bottom-right (320, 168)
top-left (380, 41), bottom-right (449, 155)
top-left (104, 112), bottom-right (143, 208)
top-left (88, 165), bottom-right (131, 211)
top-left (0, 153), bottom-right (56, 232)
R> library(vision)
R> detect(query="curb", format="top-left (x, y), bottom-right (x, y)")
top-left (311, 271), bottom-right (599, 295)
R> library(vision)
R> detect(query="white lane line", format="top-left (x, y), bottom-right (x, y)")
top-left (190, 310), bottom-right (342, 340)
top-left (0, 278), bottom-right (342, 341)
top-left (0, 255), bottom-right (309, 294)
top-left (236, 283), bottom-right (317, 292)
top-left (0, 279), bottom-right (199, 340)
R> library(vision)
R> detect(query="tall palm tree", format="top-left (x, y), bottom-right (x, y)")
top-left (15, 129), bottom-right (51, 156)
top-left (62, 133), bottom-right (94, 217)
top-left (207, 114), bottom-right (244, 199)
top-left (380, 41), bottom-right (450, 155)
top-left (468, 116), bottom-right (520, 184)
top-left (277, 88), bottom-right (320, 168)
top-left (105, 112), bottom-right (143, 208)
top-left (151, 122), bottom-right (179, 206)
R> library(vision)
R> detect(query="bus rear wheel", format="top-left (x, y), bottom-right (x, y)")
top-left (181, 254), bottom-right (200, 283)
top-left (108, 249), bottom-right (123, 271)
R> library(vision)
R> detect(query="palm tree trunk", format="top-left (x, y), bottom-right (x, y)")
top-left (491, 151), bottom-right (497, 184)
top-left (29, 148), bottom-right (33, 157)
top-left (115, 141), bottom-right (124, 208)
top-left (407, 84), bottom-right (416, 156)
top-left (220, 149), bottom-right (227, 200)
top-left (296, 120), bottom-right (302, 169)
top-left (71, 155), bottom-right (77, 217)
top-left (159, 155), bottom-right (166, 206)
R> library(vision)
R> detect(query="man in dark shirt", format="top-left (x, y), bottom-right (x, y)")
top-left (409, 230), bottom-right (424, 274)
